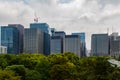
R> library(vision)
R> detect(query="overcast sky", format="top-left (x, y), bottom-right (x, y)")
top-left (0, 0), bottom-right (120, 50)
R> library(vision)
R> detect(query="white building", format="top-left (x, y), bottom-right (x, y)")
top-left (0, 46), bottom-right (7, 54)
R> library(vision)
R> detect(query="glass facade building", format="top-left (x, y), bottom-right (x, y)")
top-left (91, 34), bottom-right (109, 56)
top-left (109, 33), bottom-right (120, 57)
top-left (51, 36), bottom-right (63, 54)
top-left (72, 33), bottom-right (86, 57)
top-left (50, 31), bottom-right (66, 54)
top-left (30, 23), bottom-right (50, 55)
top-left (8, 24), bottom-right (24, 53)
top-left (1, 26), bottom-right (19, 54)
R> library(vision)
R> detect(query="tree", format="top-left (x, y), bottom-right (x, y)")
top-left (0, 58), bottom-right (7, 69)
top-left (35, 57), bottom-right (51, 80)
top-left (6, 65), bottom-right (26, 80)
top-left (0, 69), bottom-right (21, 80)
top-left (50, 62), bottom-right (77, 80)
top-left (25, 70), bottom-right (41, 80)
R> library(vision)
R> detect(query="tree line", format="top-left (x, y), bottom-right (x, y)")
top-left (0, 52), bottom-right (120, 80)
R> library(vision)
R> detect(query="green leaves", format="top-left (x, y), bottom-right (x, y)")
top-left (0, 53), bottom-right (120, 80)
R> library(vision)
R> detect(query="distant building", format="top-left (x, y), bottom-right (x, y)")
top-left (51, 28), bottom-right (56, 36)
top-left (109, 33), bottom-right (120, 57)
top-left (64, 35), bottom-right (81, 57)
top-left (51, 31), bottom-right (66, 54)
top-left (91, 34), bottom-right (109, 56)
top-left (24, 28), bottom-right (44, 54)
top-left (8, 24), bottom-right (24, 53)
top-left (1, 26), bottom-right (19, 54)
top-left (30, 23), bottom-right (51, 34)
top-left (0, 46), bottom-right (7, 54)
top-left (72, 33), bottom-right (86, 57)
top-left (30, 23), bottom-right (50, 55)
top-left (51, 36), bottom-right (63, 54)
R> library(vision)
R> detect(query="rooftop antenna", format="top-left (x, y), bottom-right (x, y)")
top-left (34, 12), bottom-right (39, 23)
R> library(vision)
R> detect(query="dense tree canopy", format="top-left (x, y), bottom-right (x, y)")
top-left (0, 53), bottom-right (120, 80)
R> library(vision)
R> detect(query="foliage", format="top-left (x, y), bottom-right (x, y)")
top-left (25, 70), bottom-right (41, 80)
top-left (0, 69), bottom-right (21, 80)
top-left (0, 53), bottom-right (120, 80)
top-left (5, 65), bottom-right (26, 80)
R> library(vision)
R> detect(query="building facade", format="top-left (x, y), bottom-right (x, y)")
top-left (64, 35), bottom-right (81, 57)
top-left (8, 24), bottom-right (24, 53)
top-left (1, 26), bottom-right (19, 54)
top-left (91, 34), bottom-right (109, 56)
top-left (24, 28), bottom-right (44, 54)
top-left (51, 28), bottom-right (56, 36)
top-left (109, 33), bottom-right (120, 57)
top-left (72, 33), bottom-right (86, 57)
top-left (30, 23), bottom-right (50, 55)
top-left (0, 46), bottom-right (7, 54)
top-left (50, 31), bottom-right (66, 54)
top-left (51, 36), bottom-right (63, 54)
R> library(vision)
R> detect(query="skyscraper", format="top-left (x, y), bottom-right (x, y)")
top-left (91, 34), bottom-right (109, 56)
top-left (72, 33), bottom-right (86, 57)
top-left (1, 26), bottom-right (19, 54)
top-left (51, 31), bottom-right (66, 54)
top-left (8, 24), bottom-right (24, 53)
top-left (109, 32), bottom-right (120, 57)
top-left (51, 36), bottom-right (63, 54)
top-left (24, 28), bottom-right (44, 54)
top-left (30, 23), bottom-right (50, 55)
top-left (64, 35), bottom-right (81, 57)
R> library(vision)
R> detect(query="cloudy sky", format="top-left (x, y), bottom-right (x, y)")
top-left (0, 0), bottom-right (120, 50)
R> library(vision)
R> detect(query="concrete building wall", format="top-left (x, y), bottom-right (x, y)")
top-left (0, 46), bottom-right (7, 54)
top-left (24, 28), bottom-right (44, 54)
top-left (64, 35), bottom-right (81, 57)
top-left (30, 23), bottom-right (50, 55)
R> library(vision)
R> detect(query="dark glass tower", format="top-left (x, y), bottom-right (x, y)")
top-left (1, 26), bottom-right (19, 54)
top-left (8, 24), bottom-right (24, 53)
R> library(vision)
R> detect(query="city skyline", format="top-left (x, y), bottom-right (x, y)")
top-left (0, 0), bottom-right (120, 49)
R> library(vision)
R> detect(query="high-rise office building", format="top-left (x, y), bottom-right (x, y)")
top-left (24, 28), bottom-right (44, 54)
top-left (51, 36), bottom-right (63, 54)
top-left (8, 24), bottom-right (24, 53)
top-left (1, 26), bottom-right (19, 54)
top-left (30, 23), bottom-right (50, 55)
top-left (91, 34), bottom-right (109, 56)
top-left (72, 33), bottom-right (86, 57)
top-left (51, 31), bottom-right (66, 54)
top-left (64, 35), bottom-right (81, 57)
top-left (109, 32), bottom-right (120, 57)
top-left (30, 23), bottom-right (51, 34)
